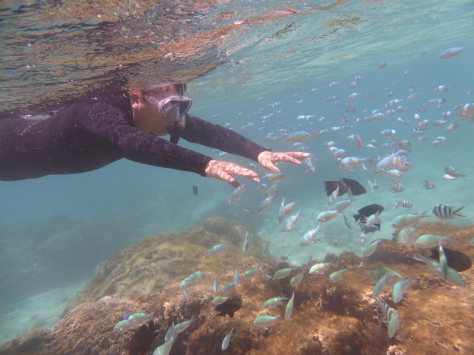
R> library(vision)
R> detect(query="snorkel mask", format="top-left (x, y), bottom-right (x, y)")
top-left (157, 95), bottom-right (192, 128)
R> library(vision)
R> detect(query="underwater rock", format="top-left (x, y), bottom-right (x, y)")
top-left (202, 216), bottom-right (231, 235)
top-left (0, 328), bottom-right (52, 355)
top-left (65, 217), bottom-right (269, 313)
top-left (4, 220), bottom-right (474, 355)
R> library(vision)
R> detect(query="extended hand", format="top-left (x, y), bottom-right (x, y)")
top-left (258, 151), bottom-right (310, 172)
top-left (205, 160), bottom-right (260, 188)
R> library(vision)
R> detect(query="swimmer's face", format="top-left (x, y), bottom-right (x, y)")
top-left (131, 85), bottom-right (180, 136)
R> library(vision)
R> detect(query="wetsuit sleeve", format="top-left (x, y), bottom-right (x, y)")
top-left (179, 114), bottom-right (269, 161)
top-left (80, 103), bottom-right (213, 176)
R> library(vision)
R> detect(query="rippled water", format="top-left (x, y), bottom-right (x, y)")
top-left (1, 0), bottom-right (471, 113)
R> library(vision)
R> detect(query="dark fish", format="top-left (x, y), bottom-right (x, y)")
top-left (432, 204), bottom-right (465, 220)
top-left (353, 204), bottom-right (384, 221)
top-left (215, 294), bottom-right (242, 318)
top-left (129, 320), bottom-right (159, 355)
top-left (429, 247), bottom-right (472, 272)
top-left (354, 204), bottom-right (384, 233)
top-left (324, 178), bottom-right (366, 196)
top-left (192, 185), bottom-right (198, 195)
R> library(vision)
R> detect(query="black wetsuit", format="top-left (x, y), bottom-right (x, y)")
top-left (0, 92), bottom-right (268, 181)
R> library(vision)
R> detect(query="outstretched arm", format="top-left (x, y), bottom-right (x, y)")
top-left (179, 114), bottom-right (269, 161)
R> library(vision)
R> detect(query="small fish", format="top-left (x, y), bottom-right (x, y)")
top-left (242, 208), bottom-right (251, 215)
top-left (212, 297), bottom-right (229, 306)
top-left (173, 318), bottom-right (195, 335)
top-left (392, 276), bottom-right (414, 303)
top-left (395, 226), bottom-right (418, 246)
top-left (317, 210), bottom-right (338, 223)
top-left (283, 131), bottom-right (311, 143)
top-left (339, 157), bottom-right (368, 170)
top-left (215, 294), bottom-right (242, 317)
top-left (309, 263), bottom-right (332, 275)
top-left (328, 185), bottom-right (340, 206)
top-left (261, 273), bottom-right (274, 281)
top-left (153, 334), bottom-right (177, 355)
top-left (127, 312), bottom-right (154, 324)
top-left (329, 269), bottom-right (347, 283)
top-left (378, 61), bottom-right (389, 68)
top-left (413, 254), bottom-right (466, 286)
top-left (285, 291), bottom-right (295, 321)
top-left (113, 319), bottom-right (134, 332)
top-left (299, 225), bottom-right (321, 247)
top-left (324, 178), bottom-right (367, 196)
top-left (435, 85), bottom-right (453, 92)
top-left (204, 244), bottom-right (229, 257)
top-left (415, 233), bottom-right (453, 248)
top-left (242, 231), bottom-right (250, 253)
top-left (284, 201), bottom-right (296, 215)
top-left (165, 323), bottom-right (176, 342)
top-left (393, 200), bottom-right (413, 209)
top-left (244, 266), bottom-right (263, 278)
top-left (363, 212), bottom-right (381, 229)
top-left (263, 297), bottom-right (289, 308)
top-left (278, 197), bottom-right (287, 224)
top-left (422, 180), bottom-right (436, 189)
top-left (257, 195), bottom-right (274, 214)
top-left (263, 172), bottom-right (285, 182)
top-left (274, 268), bottom-right (293, 279)
top-left (290, 271), bottom-right (305, 287)
top-left (192, 185), bottom-right (198, 195)
top-left (372, 274), bottom-right (389, 297)
top-left (432, 204), bottom-right (465, 220)
top-left (391, 211), bottom-right (429, 229)
top-left (343, 214), bottom-right (352, 230)
top-left (265, 183), bottom-right (278, 198)
top-left (221, 282), bottom-right (237, 295)
top-left (253, 314), bottom-right (281, 328)
top-left (282, 209), bottom-right (302, 232)
top-left (439, 245), bottom-right (448, 280)
top-left (180, 271), bottom-right (205, 289)
top-left (429, 247), bottom-right (472, 272)
top-left (228, 184), bottom-right (245, 204)
top-left (221, 328), bottom-right (234, 351)
top-left (363, 239), bottom-right (382, 257)
top-left (443, 166), bottom-right (467, 178)
top-left (375, 298), bottom-right (400, 338)
top-left (438, 46), bottom-right (467, 59)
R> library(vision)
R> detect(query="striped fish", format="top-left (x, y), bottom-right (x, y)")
top-left (375, 298), bottom-right (400, 338)
top-left (393, 200), bottom-right (413, 209)
top-left (432, 204), bottom-right (465, 220)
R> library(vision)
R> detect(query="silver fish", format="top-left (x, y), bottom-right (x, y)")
top-left (242, 231), bottom-right (250, 253)
top-left (228, 184), bottom-right (245, 204)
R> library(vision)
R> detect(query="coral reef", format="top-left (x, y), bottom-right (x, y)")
top-left (2, 219), bottom-right (473, 355)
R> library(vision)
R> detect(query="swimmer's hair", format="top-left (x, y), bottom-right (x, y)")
top-left (129, 82), bottom-right (187, 96)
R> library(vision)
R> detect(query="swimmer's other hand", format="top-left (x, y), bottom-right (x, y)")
top-left (205, 160), bottom-right (260, 188)
top-left (257, 151), bottom-right (310, 172)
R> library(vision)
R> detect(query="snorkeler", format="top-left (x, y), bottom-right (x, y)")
top-left (0, 82), bottom-right (308, 186)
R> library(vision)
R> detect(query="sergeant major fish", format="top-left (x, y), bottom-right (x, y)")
top-left (432, 204), bottom-right (465, 220)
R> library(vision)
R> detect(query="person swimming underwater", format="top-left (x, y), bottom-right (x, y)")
top-left (0, 82), bottom-right (308, 186)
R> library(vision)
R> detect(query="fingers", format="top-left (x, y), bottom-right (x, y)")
top-left (260, 160), bottom-right (279, 173)
top-left (205, 160), bottom-right (260, 187)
